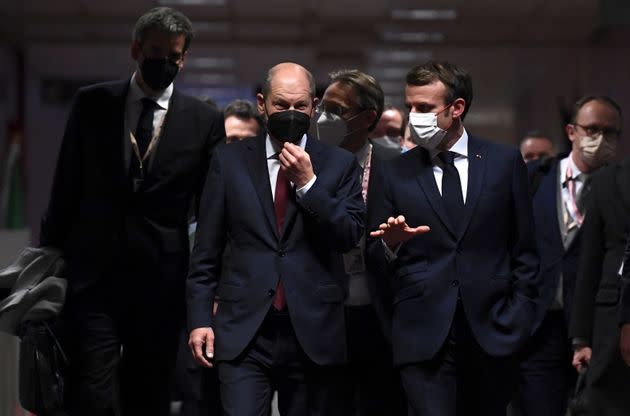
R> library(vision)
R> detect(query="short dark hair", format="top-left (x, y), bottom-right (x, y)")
top-left (520, 130), bottom-right (552, 145)
top-left (570, 95), bottom-right (622, 124)
top-left (328, 69), bottom-right (384, 132)
top-left (406, 61), bottom-right (473, 121)
top-left (224, 99), bottom-right (264, 129)
top-left (133, 7), bottom-right (194, 52)
top-left (262, 64), bottom-right (316, 99)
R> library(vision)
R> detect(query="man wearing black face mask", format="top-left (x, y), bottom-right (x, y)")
top-left (39, 7), bottom-right (225, 416)
top-left (187, 62), bottom-right (365, 416)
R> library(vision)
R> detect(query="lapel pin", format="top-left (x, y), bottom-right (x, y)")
top-left (475, 154), bottom-right (482, 159)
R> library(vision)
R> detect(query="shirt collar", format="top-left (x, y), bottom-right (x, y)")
top-left (266, 133), bottom-right (308, 159)
top-left (355, 141), bottom-right (371, 168)
top-left (429, 128), bottom-right (469, 160)
top-left (129, 72), bottom-right (173, 110)
top-left (561, 152), bottom-right (585, 184)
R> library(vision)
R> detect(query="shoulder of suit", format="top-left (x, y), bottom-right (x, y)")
top-left (74, 79), bottom-right (128, 101)
top-left (172, 90), bottom-right (224, 119)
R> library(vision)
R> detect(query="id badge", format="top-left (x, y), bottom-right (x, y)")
top-left (343, 247), bottom-right (366, 275)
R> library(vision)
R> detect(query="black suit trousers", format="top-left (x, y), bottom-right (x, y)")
top-left (60, 257), bottom-right (186, 416)
top-left (217, 309), bottom-right (346, 416)
top-left (400, 303), bottom-right (518, 416)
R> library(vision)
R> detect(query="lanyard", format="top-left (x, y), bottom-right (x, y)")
top-left (129, 111), bottom-right (167, 178)
top-left (361, 144), bottom-right (373, 203)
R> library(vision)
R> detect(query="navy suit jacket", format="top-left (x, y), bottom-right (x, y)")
top-left (187, 134), bottom-right (365, 365)
top-left (367, 135), bottom-right (539, 365)
top-left (528, 154), bottom-right (583, 330)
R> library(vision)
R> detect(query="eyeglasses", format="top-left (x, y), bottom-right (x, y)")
top-left (573, 123), bottom-right (621, 139)
top-left (317, 102), bottom-right (361, 119)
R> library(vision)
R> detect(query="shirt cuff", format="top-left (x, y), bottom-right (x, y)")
top-left (382, 239), bottom-right (402, 262)
top-left (296, 175), bottom-right (317, 199)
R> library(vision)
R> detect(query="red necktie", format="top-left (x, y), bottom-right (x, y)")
top-left (273, 167), bottom-right (290, 310)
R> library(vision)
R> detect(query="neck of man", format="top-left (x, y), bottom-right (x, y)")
top-left (438, 120), bottom-right (464, 152)
top-left (570, 150), bottom-right (592, 174)
top-left (135, 71), bottom-right (161, 97)
top-left (341, 131), bottom-right (369, 155)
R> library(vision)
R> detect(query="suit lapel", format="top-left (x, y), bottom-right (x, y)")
top-left (415, 149), bottom-right (457, 239)
top-left (245, 134), bottom-right (278, 239)
top-left (458, 136), bottom-right (485, 239)
top-left (106, 80), bottom-right (130, 189)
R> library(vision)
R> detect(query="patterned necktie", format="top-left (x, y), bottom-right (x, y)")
top-left (565, 164), bottom-right (584, 227)
top-left (272, 167), bottom-right (290, 310)
top-left (438, 151), bottom-right (465, 234)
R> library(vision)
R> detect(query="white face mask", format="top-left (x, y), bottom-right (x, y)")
top-left (579, 133), bottom-right (617, 168)
top-left (409, 111), bottom-right (447, 150)
top-left (314, 111), bottom-right (347, 146)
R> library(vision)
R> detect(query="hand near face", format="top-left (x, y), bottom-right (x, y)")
top-left (279, 142), bottom-right (315, 188)
top-left (370, 215), bottom-right (431, 248)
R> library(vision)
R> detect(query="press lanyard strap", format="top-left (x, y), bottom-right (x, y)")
top-left (129, 111), bottom-right (167, 177)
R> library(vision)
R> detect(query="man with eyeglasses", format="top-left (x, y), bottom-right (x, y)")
top-left (40, 7), bottom-right (225, 415)
top-left (566, 98), bottom-right (630, 415)
top-left (367, 61), bottom-right (539, 416)
top-left (313, 69), bottom-right (406, 415)
top-left (513, 96), bottom-right (622, 416)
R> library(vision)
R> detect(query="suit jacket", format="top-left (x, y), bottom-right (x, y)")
top-left (186, 134), bottom-right (365, 366)
top-left (40, 79), bottom-right (225, 299)
top-left (621, 236), bottom-right (630, 325)
top-left (528, 154), bottom-right (584, 329)
top-left (569, 158), bottom-right (630, 385)
top-left (366, 135), bottom-right (539, 366)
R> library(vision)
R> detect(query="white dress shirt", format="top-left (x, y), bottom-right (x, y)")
top-left (559, 153), bottom-right (586, 225)
top-left (265, 134), bottom-right (316, 200)
top-left (124, 72), bottom-right (173, 168)
top-left (429, 129), bottom-right (469, 203)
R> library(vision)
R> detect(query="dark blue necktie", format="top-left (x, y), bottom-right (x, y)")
top-left (130, 98), bottom-right (158, 179)
top-left (438, 151), bottom-right (465, 234)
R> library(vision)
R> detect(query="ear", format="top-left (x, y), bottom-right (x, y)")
top-left (565, 124), bottom-right (577, 143)
top-left (450, 97), bottom-right (466, 119)
top-left (131, 41), bottom-right (141, 62)
top-left (311, 97), bottom-right (320, 118)
top-left (256, 93), bottom-right (266, 116)
top-left (179, 51), bottom-right (188, 70)
top-left (365, 109), bottom-right (377, 129)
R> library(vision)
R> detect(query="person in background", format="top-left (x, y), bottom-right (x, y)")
top-left (369, 104), bottom-right (405, 152)
top-left (187, 62), bottom-right (364, 416)
top-left (514, 96), bottom-right (622, 416)
top-left (520, 130), bottom-right (555, 162)
top-left (400, 122), bottom-right (417, 152)
top-left (568, 98), bottom-right (630, 415)
top-left (367, 61), bottom-right (539, 416)
top-left (315, 68), bottom-right (406, 415)
top-left (224, 99), bottom-right (264, 143)
top-left (40, 7), bottom-right (225, 415)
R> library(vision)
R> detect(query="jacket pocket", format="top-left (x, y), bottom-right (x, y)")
top-left (595, 288), bottom-right (619, 305)
top-left (316, 285), bottom-right (345, 303)
top-left (393, 282), bottom-right (425, 304)
top-left (216, 283), bottom-right (245, 302)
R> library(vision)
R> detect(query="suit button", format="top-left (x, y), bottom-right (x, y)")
top-left (452, 280), bottom-right (459, 287)
top-left (268, 289), bottom-right (275, 297)
top-left (278, 251), bottom-right (286, 257)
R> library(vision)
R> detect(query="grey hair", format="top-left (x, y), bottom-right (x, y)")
top-left (133, 7), bottom-right (194, 52)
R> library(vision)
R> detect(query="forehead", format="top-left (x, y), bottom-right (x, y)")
top-left (405, 80), bottom-right (448, 105)
top-left (576, 100), bottom-right (621, 126)
top-left (322, 82), bottom-right (358, 106)
top-left (267, 71), bottom-right (312, 100)
top-left (522, 137), bottom-right (552, 149)
top-left (381, 109), bottom-right (403, 124)
top-left (225, 115), bottom-right (259, 130)
top-left (141, 30), bottom-right (186, 52)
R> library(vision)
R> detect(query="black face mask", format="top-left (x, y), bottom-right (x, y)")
top-left (266, 110), bottom-right (311, 143)
top-left (140, 57), bottom-right (179, 91)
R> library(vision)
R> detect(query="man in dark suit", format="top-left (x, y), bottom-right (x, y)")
top-left (187, 62), bottom-right (365, 416)
top-left (367, 61), bottom-right (539, 416)
top-left (39, 8), bottom-right (225, 415)
top-left (569, 108), bottom-right (630, 414)
top-left (514, 96), bottom-right (621, 416)
top-left (314, 68), bottom-right (405, 415)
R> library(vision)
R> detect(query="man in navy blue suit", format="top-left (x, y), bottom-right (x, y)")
top-left (186, 62), bottom-right (365, 416)
top-left (367, 61), bottom-right (539, 416)
top-left (514, 96), bottom-right (621, 416)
